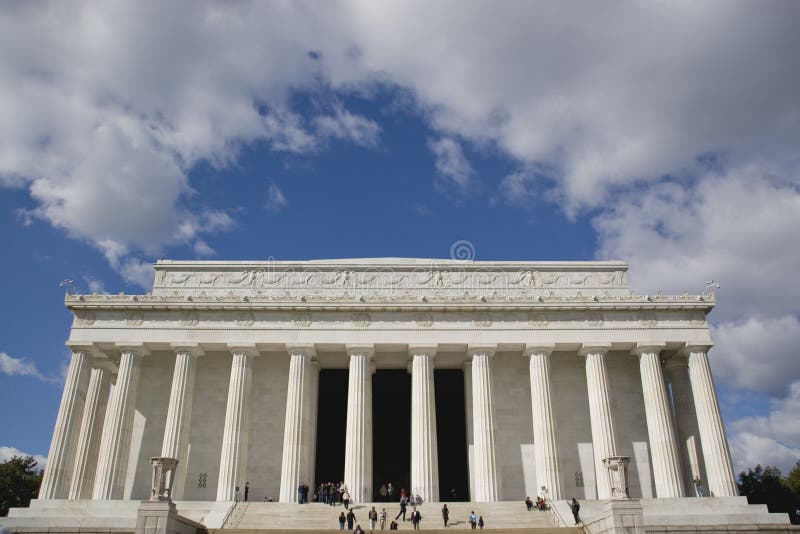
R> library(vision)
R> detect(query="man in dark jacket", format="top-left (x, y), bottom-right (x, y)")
top-left (570, 497), bottom-right (581, 525)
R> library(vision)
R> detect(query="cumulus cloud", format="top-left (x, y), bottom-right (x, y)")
top-left (0, 446), bottom-right (47, 469)
top-left (0, 352), bottom-right (57, 383)
top-left (728, 382), bottom-right (800, 473)
top-left (315, 104), bottom-right (381, 148)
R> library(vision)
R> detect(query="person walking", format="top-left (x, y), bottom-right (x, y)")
top-left (441, 504), bottom-right (449, 528)
top-left (369, 506), bottom-right (378, 532)
top-left (379, 508), bottom-right (387, 530)
top-left (343, 490), bottom-right (351, 510)
top-left (410, 507), bottom-right (422, 530)
top-left (478, 516), bottom-right (484, 529)
top-left (395, 498), bottom-right (407, 522)
top-left (339, 512), bottom-right (346, 531)
top-left (468, 511), bottom-right (477, 530)
top-left (570, 497), bottom-right (581, 525)
top-left (347, 509), bottom-right (357, 530)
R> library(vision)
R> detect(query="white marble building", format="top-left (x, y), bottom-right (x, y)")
top-left (37, 258), bottom-right (740, 508)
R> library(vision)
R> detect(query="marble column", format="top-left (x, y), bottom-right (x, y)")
top-left (217, 345), bottom-right (258, 501)
top-left (344, 344), bottom-right (373, 504)
top-left (305, 359), bottom-right (320, 494)
top-left (634, 343), bottom-right (685, 498)
top-left (469, 344), bottom-right (500, 502)
top-left (93, 345), bottom-right (147, 500)
top-left (39, 350), bottom-right (92, 499)
top-left (685, 345), bottom-right (738, 497)
top-left (664, 354), bottom-right (705, 496)
top-left (68, 367), bottom-right (111, 499)
top-left (410, 345), bottom-right (439, 502)
top-left (463, 361), bottom-right (476, 500)
top-left (161, 344), bottom-right (203, 500)
top-left (580, 343), bottom-right (616, 500)
top-left (525, 344), bottom-right (562, 500)
top-left (279, 345), bottom-right (316, 503)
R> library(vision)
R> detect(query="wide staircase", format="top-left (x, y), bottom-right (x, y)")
top-left (214, 501), bottom-right (582, 532)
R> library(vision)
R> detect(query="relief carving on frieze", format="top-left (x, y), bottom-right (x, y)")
top-left (126, 312), bottom-right (144, 326)
top-left (292, 312), bottom-right (312, 327)
top-left (351, 312), bottom-right (372, 327)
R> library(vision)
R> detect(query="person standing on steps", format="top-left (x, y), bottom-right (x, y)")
top-left (347, 509), bottom-right (357, 530)
top-left (339, 511), bottom-right (346, 530)
top-left (369, 506), bottom-right (378, 531)
top-left (343, 489), bottom-right (351, 510)
top-left (387, 483), bottom-right (394, 502)
top-left (478, 516), bottom-right (484, 529)
top-left (468, 511), bottom-right (477, 529)
top-left (441, 503), bottom-right (449, 528)
top-left (570, 497), bottom-right (581, 525)
top-left (244, 482), bottom-right (249, 502)
top-left (410, 507), bottom-right (422, 530)
top-left (379, 508), bottom-right (387, 530)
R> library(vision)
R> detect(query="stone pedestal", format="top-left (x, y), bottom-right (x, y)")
top-left (135, 500), bottom-right (202, 534)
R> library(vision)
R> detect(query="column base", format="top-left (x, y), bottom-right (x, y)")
top-left (584, 498), bottom-right (645, 534)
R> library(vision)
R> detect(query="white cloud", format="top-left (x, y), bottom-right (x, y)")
top-left (0, 352), bottom-right (56, 383)
top-left (193, 240), bottom-right (215, 257)
top-left (266, 181), bottom-right (288, 213)
top-left (427, 137), bottom-right (474, 191)
top-left (315, 104), bottom-right (381, 148)
top-left (728, 382), bottom-right (800, 473)
top-left (0, 446), bottom-right (47, 470)
top-left (83, 276), bottom-right (108, 295)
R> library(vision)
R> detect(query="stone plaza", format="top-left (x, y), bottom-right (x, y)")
top-left (1, 258), bottom-right (795, 533)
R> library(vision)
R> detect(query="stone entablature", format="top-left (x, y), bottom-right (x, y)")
top-left (149, 258), bottom-right (634, 300)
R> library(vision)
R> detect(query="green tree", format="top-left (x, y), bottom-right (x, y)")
top-left (785, 459), bottom-right (800, 496)
top-left (0, 456), bottom-right (43, 516)
top-left (737, 464), bottom-right (797, 524)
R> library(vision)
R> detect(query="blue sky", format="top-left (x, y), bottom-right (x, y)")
top-left (1, 1), bottom-right (798, 474)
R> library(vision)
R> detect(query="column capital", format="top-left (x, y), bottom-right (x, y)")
top-left (227, 343), bottom-right (260, 357)
top-left (345, 344), bottom-right (374, 357)
top-left (114, 342), bottom-right (150, 356)
top-left (631, 342), bottom-right (667, 357)
top-left (408, 344), bottom-right (437, 357)
top-left (680, 343), bottom-right (713, 355)
top-left (523, 343), bottom-right (556, 356)
top-left (170, 343), bottom-right (205, 357)
top-left (578, 342), bottom-right (612, 357)
top-left (467, 344), bottom-right (497, 357)
top-left (65, 342), bottom-right (103, 358)
top-left (285, 344), bottom-right (316, 358)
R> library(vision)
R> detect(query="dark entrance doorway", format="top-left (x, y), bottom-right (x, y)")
top-left (435, 369), bottom-right (470, 501)
top-left (372, 369), bottom-right (411, 500)
top-left (314, 369), bottom-right (348, 487)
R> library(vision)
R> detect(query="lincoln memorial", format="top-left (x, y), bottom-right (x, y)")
top-left (3, 258), bottom-right (793, 532)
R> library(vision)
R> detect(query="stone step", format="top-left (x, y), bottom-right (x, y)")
top-left (225, 502), bottom-right (561, 530)
top-left (214, 530), bottom-right (582, 534)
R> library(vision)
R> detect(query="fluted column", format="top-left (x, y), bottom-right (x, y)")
top-left (580, 343), bottom-right (616, 500)
top-left (686, 345), bottom-right (738, 496)
top-left (634, 343), bottom-right (685, 498)
top-left (410, 345), bottom-right (439, 502)
top-left (469, 344), bottom-right (500, 502)
top-left (344, 344), bottom-right (373, 503)
top-left (217, 345), bottom-right (258, 501)
top-left (161, 344), bottom-right (203, 500)
top-left (664, 354), bottom-right (705, 495)
top-left (93, 345), bottom-right (146, 499)
top-left (68, 367), bottom-right (110, 499)
top-left (305, 359), bottom-right (320, 491)
top-left (279, 345), bottom-right (316, 503)
top-left (525, 344), bottom-right (562, 500)
top-left (39, 350), bottom-right (92, 499)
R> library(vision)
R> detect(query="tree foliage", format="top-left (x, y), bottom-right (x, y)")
top-left (738, 464), bottom-right (800, 524)
top-left (0, 455), bottom-right (43, 517)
